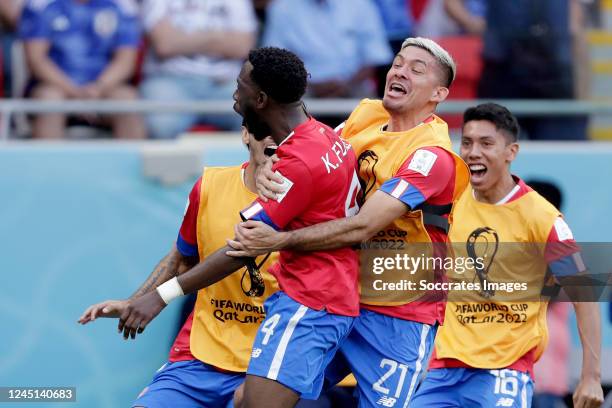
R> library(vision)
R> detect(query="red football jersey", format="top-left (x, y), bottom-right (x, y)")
top-left (241, 118), bottom-right (360, 316)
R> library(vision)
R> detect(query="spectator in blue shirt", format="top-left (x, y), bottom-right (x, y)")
top-left (262, 0), bottom-right (392, 98)
top-left (19, 0), bottom-right (145, 139)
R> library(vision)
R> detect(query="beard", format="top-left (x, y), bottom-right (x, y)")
top-left (243, 104), bottom-right (272, 141)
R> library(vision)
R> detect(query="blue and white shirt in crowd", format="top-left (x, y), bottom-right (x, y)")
top-left (19, 0), bottom-right (140, 85)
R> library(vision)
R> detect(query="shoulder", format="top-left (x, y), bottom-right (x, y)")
top-left (400, 147), bottom-right (455, 176)
top-left (344, 98), bottom-right (388, 138)
top-left (522, 190), bottom-right (560, 219)
top-left (519, 190), bottom-right (562, 239)
top-left (202, 165), bottom-right (241, 180)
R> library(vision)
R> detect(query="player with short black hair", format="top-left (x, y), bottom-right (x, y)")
top-left (463, 102), bottom-right (520, 143)
top-left (411, 103), bottom-right (603, 408)
top-left (116, 47), bottom-right (361, 408)
top-left (247, 47), bottom-right (308, 105)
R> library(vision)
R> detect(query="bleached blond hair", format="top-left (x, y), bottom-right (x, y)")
top-left (401, 37), bottom-right (456, 88)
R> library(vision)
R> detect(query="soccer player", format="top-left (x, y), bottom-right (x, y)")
top-left (410, 103), bottom-right (604, 408)
top-left (115, 47), bottom-right (361, 408)
top-left (227, 38), bottom-right (470, 407)
top-left (78, 126), bottom-right (280, 407)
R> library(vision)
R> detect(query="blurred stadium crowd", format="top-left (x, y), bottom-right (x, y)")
top-left (0, 0), bottom-right (603, 140)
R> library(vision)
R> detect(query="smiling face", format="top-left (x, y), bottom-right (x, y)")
top-left (382, 46), bottom-right (449, 115)
top-left (460, 120), bottom-right (519, 193)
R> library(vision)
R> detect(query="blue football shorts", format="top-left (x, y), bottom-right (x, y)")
top-left (411, 367), bottom-right (534, 408)
top-left (247, 291), bottom-right (355, 400)
top-left (324, 308), bottom-right (437, 408)
top-left (132, 359), bottom-right (244, 408)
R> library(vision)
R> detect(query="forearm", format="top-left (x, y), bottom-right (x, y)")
top-left (281, 192), bottom-right (406, 251)
top-left (177, 245), bottom-right (247, 294)
top-left (95, 48), bottom-right (137, 92)
top-left (28, 54), bottom-right (79, 95)
top-left (130, 247), bottom-right (193, 299)
top-left (153, 28), bottom-right (254, 60)
top-left (196, 31), bottom-right (254, 59)
top-left (286, 215), bottom-right (370, 251)
top-left (573, 301), bottom-right (601, 379)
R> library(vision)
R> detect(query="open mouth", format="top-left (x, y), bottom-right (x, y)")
top-left (469, 164), bottom-right (487, 181)
top-left (387, 82), bottom-right (407, 97)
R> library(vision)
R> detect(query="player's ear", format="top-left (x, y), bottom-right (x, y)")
top-left (256, 91), bottom-right (268, 109)
top-left (506, 142), bottom-right (519, 163)
top-left (431, 86), bottom-right (449, 104)
top-left (240, 126), bottom-right (251, 145)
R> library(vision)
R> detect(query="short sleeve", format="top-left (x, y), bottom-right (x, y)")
top-left (19, 1), bottom-right (53, 40)
top-left (379, 147), bottom-right (455, 209)
top-left (545, 217), bottom-right (585, 278)
top-left (114, 0), bottom-right (141, 48)
top-left (176, 177), bottom-right (201, 258)
top-left (241, 157), bottom-right (312, 230)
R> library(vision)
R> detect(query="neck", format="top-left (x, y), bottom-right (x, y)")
top-left (474, 172), bottom-right (517, 204)
top-left (386, 106), bottom-right (435, 132)
top-left (267, 102), bottom-right (310, 145)
top-left (244, 161), bottom-right (258, 193)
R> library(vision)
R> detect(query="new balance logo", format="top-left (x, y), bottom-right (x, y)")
top-left (251, 348), bottom-right (263, 358)
top-left (376, 396), bottom-right (397, 407)
top-left (495, 397), bottom-right (514, 407)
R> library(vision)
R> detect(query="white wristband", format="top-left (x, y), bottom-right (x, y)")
top-left (156, 277), bottom-right (184, 305)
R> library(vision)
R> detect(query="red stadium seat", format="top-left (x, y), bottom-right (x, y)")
top-left (434, 36), bottom-right (483, 129)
